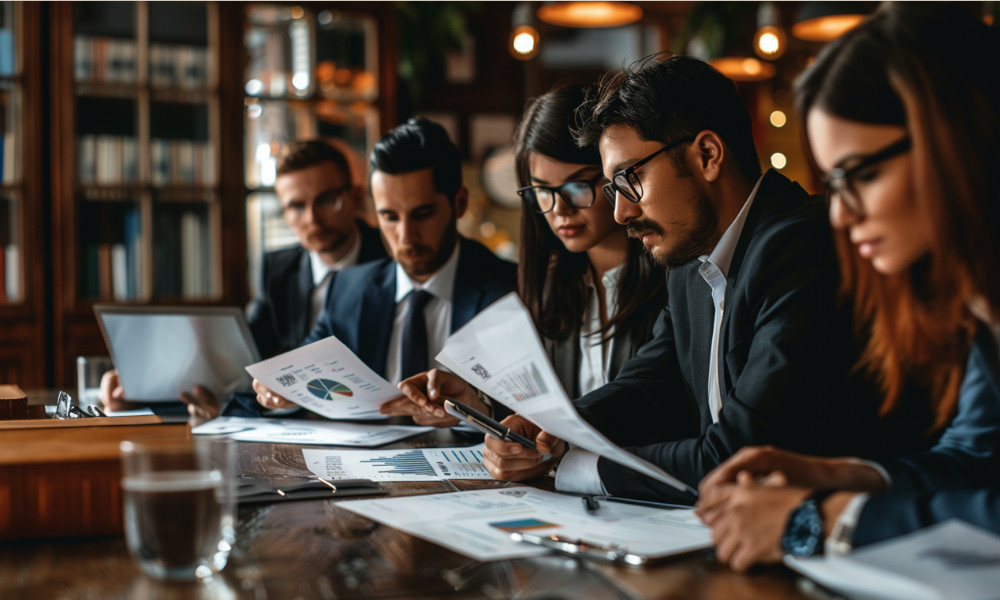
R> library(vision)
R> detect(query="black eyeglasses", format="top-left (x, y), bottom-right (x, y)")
top-left (602, 136), bottom-right (695, 206)
top-left (517, 174), bottom-right (604, 214)
top-left (822, 137), bottom-right (911, 218)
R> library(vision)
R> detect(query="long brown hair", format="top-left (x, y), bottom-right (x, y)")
top-left (795, 3), bottom-right (1000, 428)
top-left (514, 84), bottom-right (666, 342)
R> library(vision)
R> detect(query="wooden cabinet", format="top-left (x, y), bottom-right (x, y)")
top-left (0, 2), bottom-right (45, 387)
top-left (48, 1), bottom-right (247, 387)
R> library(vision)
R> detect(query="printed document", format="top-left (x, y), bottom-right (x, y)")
top-left (245, 336), bottom-right (399, 419)
top-left (786, 520), bottom-right (1000, 600)
top-left (338, 486), bottom-right (711, 562)
top-left (435, 293), bottom-right (694, 494)
top-left (303, 444), bottom-right (493, 481)
top-left (192, 416), bottom-right (433, 447)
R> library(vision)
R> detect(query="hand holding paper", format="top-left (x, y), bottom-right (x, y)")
top-left (435, 293), bottom-right (696, 495)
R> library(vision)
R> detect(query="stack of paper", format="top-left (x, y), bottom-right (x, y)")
top-left (786, 520), bottom-right (1000, 600)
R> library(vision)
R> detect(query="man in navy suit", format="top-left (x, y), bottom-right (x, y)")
top-left (247, 139), bottom-right (387, 360)
top-left (252, 117), bottom-right (517, 413)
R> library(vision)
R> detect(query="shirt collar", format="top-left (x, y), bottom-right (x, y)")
top-left (309, 234), bottom-right (362, 286)
top-left (395, 241), bottom-right (461, 303)
top-left (583, 262), bottom-right (625, 291)
top-left (701, 174), bottom-right (764, 278)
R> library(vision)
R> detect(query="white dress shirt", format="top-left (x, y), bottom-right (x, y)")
top-left (384, 243), bottom-right (460, 385)
top-left (308, 236), bottom-right (363, 330)
top-left (578, 264), bottom-right (625, 396)
top-left (555, 176), bottom-right (764, 495)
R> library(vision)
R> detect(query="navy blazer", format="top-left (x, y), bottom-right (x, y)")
top-left (303, 236), bottom-right (518, 377)
top-left (854, 327), bottom-right (1000, 546)
top-left (575, 170), bottom-right (923, 503)
top-left (246, 221), bottom-right (386, 358)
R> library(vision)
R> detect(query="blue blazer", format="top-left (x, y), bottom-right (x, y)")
top-left (245, 221), bottom-right (386, 358)
top-left (854, 326), bottom-right (1000, 546)
top-left (303, 236), bottom-right (518, 377)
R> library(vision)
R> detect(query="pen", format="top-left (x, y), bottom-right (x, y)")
top-left (509, 531), bottom-right (647, 567)
top-left (443, 399), bottom-right (548, 457)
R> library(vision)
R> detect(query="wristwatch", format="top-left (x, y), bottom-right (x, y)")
top-left (781, 489), bottom-right (835, 557)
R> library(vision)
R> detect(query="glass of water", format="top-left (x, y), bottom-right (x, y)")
top-left (119, 436), bottom-right (237, 581)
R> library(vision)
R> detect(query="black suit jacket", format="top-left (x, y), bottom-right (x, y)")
top-left (853, 327), bottom-right (1000, 546)
top-left (575, 170), bottom-right (913, 502)
top-left (303, 236), bottom-right (518, 377)
top-left (246, 221), bottom-right (385, 358)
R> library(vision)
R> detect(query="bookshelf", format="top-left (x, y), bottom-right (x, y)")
top-left (49, 1), bottom-right (246, 387)
top-left (242, 3), bottom-right (396, 298)
top-left (0, 1), bottom-right (45, 387)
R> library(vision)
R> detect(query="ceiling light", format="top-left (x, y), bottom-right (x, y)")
top-left (536, 1), bottom-right (642, 28)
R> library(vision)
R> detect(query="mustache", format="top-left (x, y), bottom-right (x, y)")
top-left (625, 219), bottom-right (664, 239)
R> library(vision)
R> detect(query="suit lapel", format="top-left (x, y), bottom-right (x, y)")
top-left (293, 250), bottom-right (314, 343)
top-left (450, 238), bottom-right (482, 332)
top-left (358, 263), bottom-right (396, 376)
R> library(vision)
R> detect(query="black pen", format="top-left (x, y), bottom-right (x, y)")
top-left (443, 398), bottom-right (550, 459)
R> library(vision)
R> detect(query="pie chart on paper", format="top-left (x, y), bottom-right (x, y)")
top-left (306, 378), bottom-right (354, 400)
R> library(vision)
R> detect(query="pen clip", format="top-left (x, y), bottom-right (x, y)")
top-left (510, 531), bottom-right (646, 567)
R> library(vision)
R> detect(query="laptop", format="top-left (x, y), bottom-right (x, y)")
top-left (94, 305), bottom-right (261, 404)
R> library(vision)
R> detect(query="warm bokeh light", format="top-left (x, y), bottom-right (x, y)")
top-left (754, 25), bottom-right (786, 59)
top-left (536, 1), bottom-right (642, 28)
top-left (792, 14), bottom-right (865, 41)
top-left (510, 26), bottom-right (540, 60)
top-left (770, 152), bottom-right (788, 169)
top-left (710, 57), bottom-right (776, 82)
top-left (770, 110), bottom-right (787, 128)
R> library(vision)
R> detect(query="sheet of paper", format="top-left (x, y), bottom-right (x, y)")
top-left (245, 336), bottom-right (399, 420)
top-left (192, 416), bottom-right (434, 447)
top-left (303, 444), bottom-right (493, 481)
top-left (435, 293), bottom-right (695, 495)
top-left (786, 520), bottom-right (1000, 600)
top-left (338, 486), bottom-right (711, 562)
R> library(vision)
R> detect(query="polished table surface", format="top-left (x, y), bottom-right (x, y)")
top-left (0, 425), bottom-right (819, 600)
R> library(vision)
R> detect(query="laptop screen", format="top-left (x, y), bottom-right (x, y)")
top-left (94, 305), bottom-right (261, 403)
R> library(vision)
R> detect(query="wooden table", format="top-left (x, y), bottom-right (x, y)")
top-left (0, 426), bottom-right (815, 600)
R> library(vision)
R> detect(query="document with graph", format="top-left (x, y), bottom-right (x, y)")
top-left (339, 486), bottom-right (710, 562)
top-left (301, 443), bottom-right (493, 481)
top-left (435, 293), bottom-right (695, 495)
top-left (245, 335), bottom-right (399, 420)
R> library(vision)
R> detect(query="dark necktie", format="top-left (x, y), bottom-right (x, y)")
top-left (400, 289), bottom-right (433, 379)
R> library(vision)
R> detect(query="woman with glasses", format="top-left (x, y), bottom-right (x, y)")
top-left (514, 83), bottom-right (666, 397)
top-left (383, 84), bottom-right (665, 424)
top-left (696, 3), bottom-right (1000, 570)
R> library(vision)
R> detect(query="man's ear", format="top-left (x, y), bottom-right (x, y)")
top-left (453, 186), bottom-right (469, 219)
top-left (693, 131), bottom-right (725, 183)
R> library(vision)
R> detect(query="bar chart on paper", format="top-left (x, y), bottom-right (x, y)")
top-left (302, 444), bottom-right (493, 482)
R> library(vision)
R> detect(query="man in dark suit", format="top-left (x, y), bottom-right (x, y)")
top-left (100, 139), bottom-right (387, 421)
top-left (247, 139), bottom-right (386, 359)
top-left (253, 117), bottom-right (517, 413)
top-left (480, 55), bottom-right (913, 503)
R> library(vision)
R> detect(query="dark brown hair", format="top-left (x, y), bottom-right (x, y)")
top-left (276, 139), bottom-right (353, 185)
top-left (514, 84), bottom-right (665, 343)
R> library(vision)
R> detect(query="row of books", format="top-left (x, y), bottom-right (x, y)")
top-left (80, 210), bottom-right (142, 301)
top-left (0, 131), bottom-right (19, 184)
top-left (74, 37), bottom-right (210, 88)
top-left (78, 137), bottom-right (216, 186)
top-left (153, 208), bottom-right (214, 299)
top-left (78, 135), bottom-right (140, 185)
top-left (149, 44), bottom-right (210, 89)
top-left (151, 139), bottom-right (216, 186)
top-left (0, 244), bottom-right (21, 303)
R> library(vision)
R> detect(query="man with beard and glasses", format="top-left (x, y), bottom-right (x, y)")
top-left (459, 54), bottom-right (927, 503)
top-left (251, 117), bottom-right (517, 414)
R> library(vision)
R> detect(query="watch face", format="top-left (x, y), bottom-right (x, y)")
top-left (782, 500), bottom-right (824, 556)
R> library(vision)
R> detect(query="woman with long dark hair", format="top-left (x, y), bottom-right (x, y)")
top-left (696, 3), bottom-right (1000, 570)
top-left (384, 84), bottom-right (666, 422)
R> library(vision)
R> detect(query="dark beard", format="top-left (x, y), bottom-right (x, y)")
top-left (649, 192), bottom-right (720, 269)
